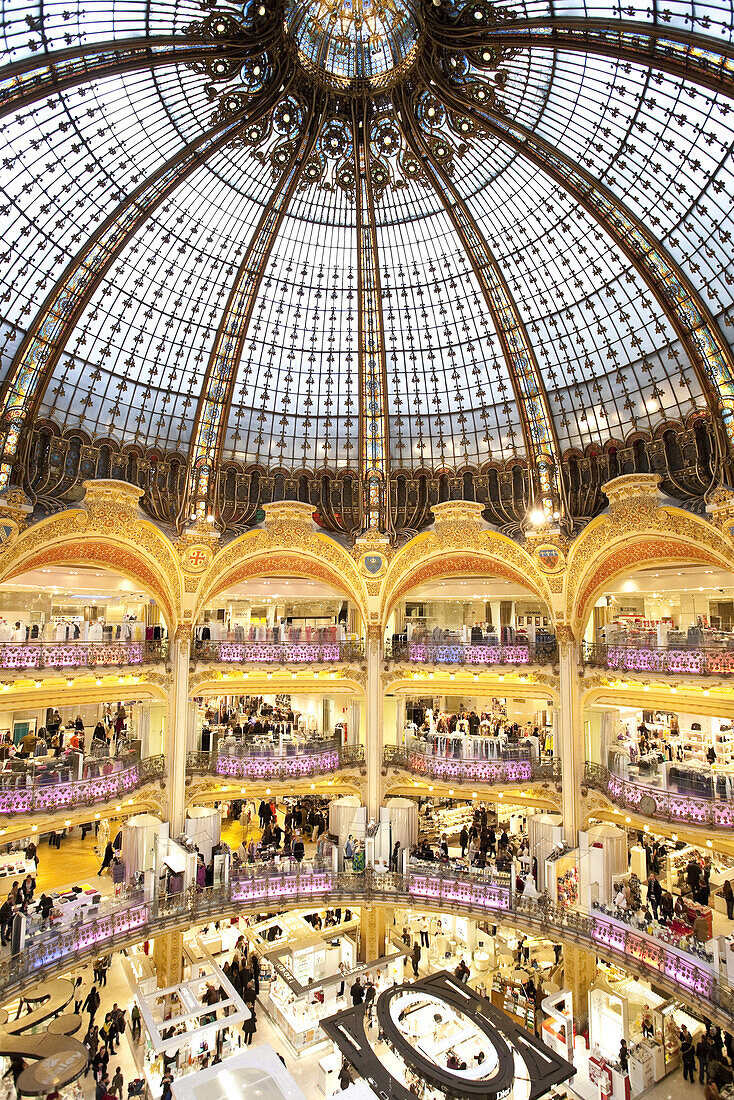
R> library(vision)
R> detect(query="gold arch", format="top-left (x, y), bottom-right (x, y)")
top-left (0, 520), bottom-right (180, 631)
top-left (193, 537), bottom-right (369, 624)
top-left (567, 523), bottom-right (734, 635)
top-left (381, 539), bottom-right (554, 622)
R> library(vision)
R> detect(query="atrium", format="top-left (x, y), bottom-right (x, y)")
top-left (2, 0), bottom-right (734, 1095)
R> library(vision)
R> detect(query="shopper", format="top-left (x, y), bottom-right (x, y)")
top-left (130, 1003), bottom-right (142, 1041)
top-left (98, 842), bottom-right (114, 876)
top-left (161, 1072), bottom-right (174, 1100)
top-left (682, 1031), bottom-right (696, 1083)
top-left (338, 1062), bottom-right (352, 1091)
top-left (699, 1034), bottom-right (712, 1084)
top-left (411, 941), bottom-right (421, 978)
top-left (724, 880), bottom-right (734, 921)
top-left (454, 959), bottom-right (470, 984)
top-left (646, 872), bottom-right (662, 919)
top-left (350, 977), bottom-right (364, 1005)
top-left (345, 835), bottom-right (355, 872)
top-left (0, 894), bottom-right (12, 946)
top-left (111, 1068), bottom-right (124, 1100)
top-left (619, 1040), bottom-right (629, 1073)
top-left (251, 953), bottom-right (261, 995)
top-left (95, 1074), bottom-right (110, 1100)
top-left (84, 986), bottom-right (101, 1026)
top-left (243, 1004), bottom-right (257, 1045)
top-left (459, 826), bottom-right (469, 857)
top-left (420, 916), bottom-right (429, 948)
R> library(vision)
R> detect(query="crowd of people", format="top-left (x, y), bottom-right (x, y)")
top-left (1, 705), bottom-right (131, 764)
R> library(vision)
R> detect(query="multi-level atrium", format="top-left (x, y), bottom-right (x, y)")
top-left (3, 0), bottom-right (734, 1095)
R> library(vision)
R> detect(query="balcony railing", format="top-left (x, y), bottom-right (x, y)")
top-left (384, 744), bottom-right (560, 785)
top-left (385, 638), bottom-right (557, 666)
top-left (0, 754), bottom-right (165, 815)
top-left (186, 744), bottom-right (365, 781)
top-left (0, 639), bottom-right (168, 671)
top-left (192, 639), bottom-right (365, 664)
top-left (582, 641), bottom-right (734, 676)
top-left (0, 867), bottom-right (728, 1025)
top-left (584, 760), bottom-right (734, 828)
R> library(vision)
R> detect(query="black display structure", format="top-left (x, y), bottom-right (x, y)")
top-left (321, 971), bottom-right (576, 1100)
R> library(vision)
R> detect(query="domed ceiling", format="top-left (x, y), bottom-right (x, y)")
top-left (0, 0), bottom-right (733, 536)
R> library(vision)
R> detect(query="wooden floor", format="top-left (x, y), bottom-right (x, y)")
top-left (19, 806), bottom-right (311, 898)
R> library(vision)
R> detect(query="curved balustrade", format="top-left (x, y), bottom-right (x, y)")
top-left (384, 745), bottom-right (560, 786)
top-left (0, 755), bottom-right (165, 815)
top-left (0, 639), bottom-right (168, 671)
top-left (186, 745), bottom-right (365, 781)
top-left (584, 760), bottom-right (734, 828)
top-left (386, 639), bottom-right (557, 666)
top-left (192, 639), bottom-right (365, 664)
top-left (583, 641), bottom-right (734, 677)
top-left (0, 867), bottom-right (730, 1025)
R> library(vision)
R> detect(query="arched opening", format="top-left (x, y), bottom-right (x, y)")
top-left (385, 574), bottom-right (557, 767)
top-left (0, 562), bottom-right (169, 766)
top-left (581, 560), bottom-right (734, 804)
top-left (192, 574), bottom-right (364, 764)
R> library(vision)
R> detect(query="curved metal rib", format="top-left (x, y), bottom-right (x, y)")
top-left (394, 86), bottom-right (565, 523)
top-left (185, 98), bottom-right (326, 522)
top-left (353, 101), bottom-right (391, 533)
top-left (428, 17), bottom-right (734, 101)
top-left (0, 36), bottom-right (247, 118)
top-left (427, 65), bottom-right (734, 472)
top-left (0, 75), bottom-right (288, 492)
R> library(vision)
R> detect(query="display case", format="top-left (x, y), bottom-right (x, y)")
top-left (490, 974), bottom-right (540, 1032)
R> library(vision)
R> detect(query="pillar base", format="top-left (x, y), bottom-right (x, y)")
top-left (563, 943), bottom-right (597, 1030)
top-left (359, 906), bottom-right (388, 962)
top-left (154, 930), bottom-right (184, 988)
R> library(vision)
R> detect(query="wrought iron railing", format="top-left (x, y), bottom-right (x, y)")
top-left (582, 641), bottom-right (734, 676)
top-left (0, 755), bottom-right (165, 815)
top-left (186, 744), bottom-right (365, 781)
top-left (584, 760), bottom-right (734, 828)
top-left (192, 639), bottom-right (365, 663)
top-left (0, 867), bottom-right (729, 1024)
top-left (385, 638), bottom-right (557, 666)
top-left (0, 639), bottom-right (168, 671)
top-left (383, 744), bottom-right (560, 785)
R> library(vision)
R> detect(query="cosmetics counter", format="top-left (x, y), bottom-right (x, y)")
top-left (586, 966), bottom-right (702, 1098)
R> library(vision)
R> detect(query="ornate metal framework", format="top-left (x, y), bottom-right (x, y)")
top-left (1, 0), bottom-right (734, 537)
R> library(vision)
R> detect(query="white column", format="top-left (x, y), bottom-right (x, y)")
top-left (558, 627), bottom-right (583, 846)
top-left (365, 629), bottom-right (383, 821)
top-left (167, 626), bottom-right (191, 836)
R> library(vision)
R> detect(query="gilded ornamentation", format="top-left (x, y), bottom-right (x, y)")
top-left (566, 474), bottom-right (734, 632)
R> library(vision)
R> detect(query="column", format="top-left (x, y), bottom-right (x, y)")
top-left (564, 943), bottom-right (597, 1029)
top-left (167, 625), bottom-right (191, 836)
top-left (154, 930), bottom-right (184, 988)
top-left (365, 627), bottom-right (383, 822)
top-left (396, 696), bottom-right (406, 748)
top-left (557, 626), bottom-right (583, 846)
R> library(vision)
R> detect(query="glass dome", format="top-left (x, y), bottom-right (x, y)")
top-left (287, 0), bottom-right (422, 91)
top-left (0, 0), bottom-right (733, 534)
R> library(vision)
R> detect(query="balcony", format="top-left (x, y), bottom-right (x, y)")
top-left (192, 639), bottom-right (365, 664)
top-left (186, 743), bottom-right (365, 781)
top-left (582, 641), bottom-right (734, 677)
top-left (0, 867), bottom-right (726, 1025)
top-left (384, 743), bottom-right (560, 785)
top-left (584, 760), bottom-right (734, 828)
top-left (0, 754), bottom-right (165, 815)
top-left (0, 639), bottom-right (168, 671)
top-left (385, 638), bottom-right (557, 667)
